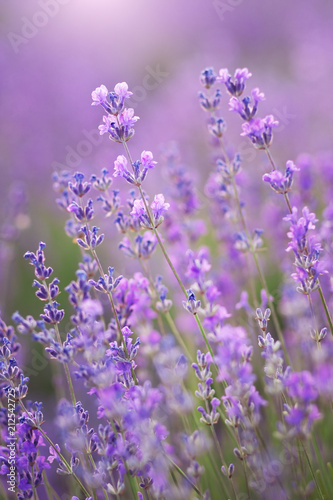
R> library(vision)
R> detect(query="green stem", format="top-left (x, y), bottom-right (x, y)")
top-left (62, 359), bottom-right (76, 406)
top-left (168, 457), bottom-right (203, 497)
top-left (312, 434), bottom-right (333, 495)
top-left (318, 285), bottom-right (333, 337)
top-left (42, 471), bottom-right (55, 500)
top-left (194, 314), bottom-right (214, 359)
top-left (165, 311), bottom-right (192, 358)
top-left (42, 470), bottom-right (61, 500)
top-left (301, 441), bottom-right (325, 500)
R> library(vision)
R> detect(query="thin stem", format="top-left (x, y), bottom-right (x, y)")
top-left (194, 314), bottom-right (214, 359)
top-left (301, 441), bottom-right (325, 500)
top-left (42, 471), bottom-right (61, 500)
top-left (318, 285), bottom-right (333, 337)
top-left (168, 457), bottom-right (203, 497)
top-left (312, 433), bottom-right (333, 494)
top-left (165, 311), bottom-right (192, 358)
top-left (62, 356), bottom-right (76, 406)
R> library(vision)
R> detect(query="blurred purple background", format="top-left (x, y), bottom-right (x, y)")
top-left (1, 0), bottom-right (333, 318)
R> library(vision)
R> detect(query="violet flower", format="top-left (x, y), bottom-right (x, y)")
top-left (240, 115), bottom-right (279, 149)
top-left (263, 160), bottom-right (300, 194)
top-left (284, 206), bottom-right (326, 294)
top-left (217, 67), bottom-right (252, 96)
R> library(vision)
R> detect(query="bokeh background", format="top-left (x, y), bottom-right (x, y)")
top-left (1, 0), bottom-right (333, 322)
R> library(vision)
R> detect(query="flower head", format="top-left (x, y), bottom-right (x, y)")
top-left (130, 199), bottom-right (146, 219)
top-left (241, 115), bottom-right (279, 149)
top-left (263, 160), bottom-right (299, 194)
top-left (114, 82), bottom-right (133, 99)
top-left (151, 194), bottom-right (170, 220)
top-left (113, 155), bottom-right (129, 178)
top-left (141, 150), bottom-right (157, 169)
top-left (217, 67), bottom-right (252, 96)
top-left (91, 85), bottom-right (108, 106)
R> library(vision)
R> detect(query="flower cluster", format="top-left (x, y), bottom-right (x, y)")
top-left (216, 67), bottom-right (279, 149)
top-left (284, 206), bottom-right (326, 294)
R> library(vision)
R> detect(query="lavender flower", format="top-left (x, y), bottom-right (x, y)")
top-left (229, 87), bottom-right (265, 120)
top-left (284, 206), bottom-right (326, 294)
top-left (130, 194), bottom-right (170, 228)
top-left (241, 115), bottom-right (279, 149)
top-left (263, 160), bottom-right (300, 194)
top-left (282, 371), bottom-right (321, 440)
top-left (200, 68), bottom-right (217, 89)
top-left (217, 67), bottom-right (252, 96)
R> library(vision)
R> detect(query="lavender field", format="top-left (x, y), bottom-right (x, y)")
top-left (1, 1), bottom-right (333, 499)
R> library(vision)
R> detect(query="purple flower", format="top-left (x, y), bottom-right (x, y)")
top-left (217, 67), bottom-right (252, 96)
top-left (118, 108), bottom-right (139, 128)
top-left (282, 371), bottom-right (321, 438)
top-left (150, 194), bottom-right (170, 220)
top-left (24, 242), bottom-right (53, 280)
top-left (68, 172), bottom-right (91, 197)
top-left (89, 266), bottom-right (123, 294)
top-left (241, 115), bottom-right (279, 149)
top-left (186, 248), bottom-right (211, 290)
top-left (141, 150), bottom-right (157, 169)
top-left (285, 371), bottom-right (317, 403)
top-left (106, 108), bottom-right (139, 142)
top-left (98, 114), bottom-right (114, 135)
top-left (263, 160), bottom-right (299, 194)
top-left (91, 85), bottom-right (108, 106)
top-left (130, 199), bottom-right (146, 219)
top-left (80, 299), bottom-right (103, 318)
top-left (114, 82), bottom-right (133, 99)
top-left (113, 155), bottom-right (129, 178)
top-left (284, 206), bottom-right (325, 294)
top-left (200, 67), bottom-right (217, 89)
top-left (198, 89), bottom-right (222, 112)
top-left (229, 88), bottom-right (265, 120)
top-left (47, 444), bottom-right (61, 464)
top-left (183, 289), bottom-right (201, 315)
